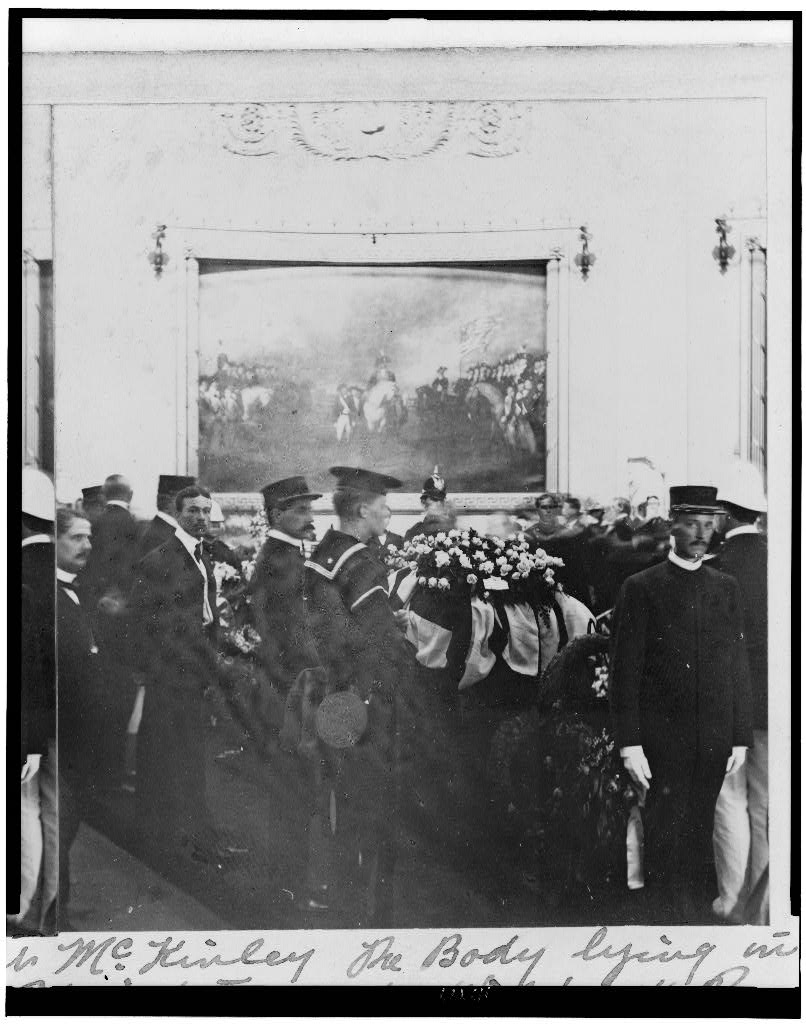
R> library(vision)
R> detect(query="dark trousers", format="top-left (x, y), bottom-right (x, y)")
top-left (58, 770), bottom-right (91, 916)
top-left (642, 747), bottom-right (726, 920)
top-left (307, 695), bottom-right (397, 926)
top-left (136, 683), bottom-right (214, 852)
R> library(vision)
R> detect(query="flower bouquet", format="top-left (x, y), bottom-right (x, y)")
top-left (386, 527), bottom-right (594, 690)
top-left (486, 630), bottom-right (641, 896)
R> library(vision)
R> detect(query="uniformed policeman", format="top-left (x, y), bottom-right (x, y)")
top-left (303, 466), bottom-right (417, 926)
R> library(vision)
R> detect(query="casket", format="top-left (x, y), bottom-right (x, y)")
top-left (389, 569), bottom-right (594, 690)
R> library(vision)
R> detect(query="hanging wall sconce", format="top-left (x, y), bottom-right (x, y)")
top-left (712, 216), bottom-right (735, 274)
top-left (148, 224), bottom-right (169, 278)
top-left (574, 226), bottom-right (596, 280)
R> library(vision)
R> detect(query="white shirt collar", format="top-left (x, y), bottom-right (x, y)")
top-left (106, 499), bottom-right (130, 510)
top-left (156, 510), bottom-right (179, 528)
top-left (268, 528), bottom-right (304, 551)
top-left (377, 532), bottom-right (387, 545)
top-left (725, 524), bottom-right (759, 540)
top-left (22, 534), bottom-right (53, 548)
top-left (668, 549), bottom-right (703, 572)
top-left (57, 568), bottom-right (77, 584)
top-left (174, 525), bottom-right (201, 558)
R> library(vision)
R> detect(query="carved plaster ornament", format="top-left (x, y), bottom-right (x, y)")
top-left (218, 102), bottom-right (292, 156)
top-left (217, 101), bottom-right (527, 160)
top-left (289, 102), bottom-right (453, 161)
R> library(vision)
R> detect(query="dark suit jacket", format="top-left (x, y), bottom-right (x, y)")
top-left (21, 541), bottom-right (56, 762)
top-left (128, 534), bottom-right (219, 694)
top-left (137, 514), bottom-right (178, 560)
top-left (711, 532), bottom-right (768, 729)
top-left (83, 504), bottom-right (140, 607)
top-left (609, 559), bottom-right (754, 765)
top-left (249, 536), bottom-right (318, 689)
top-left (57, 583), bottom-right (105, 782)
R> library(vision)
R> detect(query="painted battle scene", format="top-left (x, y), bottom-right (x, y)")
top-left (198, 262), bottom-right (548, 493)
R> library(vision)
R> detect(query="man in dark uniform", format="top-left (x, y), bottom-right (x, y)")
top-left (81, 473), bottom-right (141, 784)
top-left (304, 467), bottom-right (417, 926)
top-left (609, 485), bottom-right (754, 922)
top-left (710, 462), bottom-right (769, 923)
top-left (249, 477), bottom-right (322, 735)
top-left (55, 508), bottom-right (106, 927)
top-left (128, 485), bottom-right (224, 864)
top-left (403, 469), bottom-right (449, 542)
top-left (137, 474), bottom-right (195, 558)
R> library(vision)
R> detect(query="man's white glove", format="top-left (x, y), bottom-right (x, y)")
top-left (20, 753), bottom-right (42, 783)
top-left (725, 746), bottom-right (748, 774)
top-left (620, 745), bottom-right (652, 793)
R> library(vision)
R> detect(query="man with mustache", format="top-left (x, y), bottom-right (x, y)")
top-left (250, 477), bottom-right (322, 693)
top-left (609, 485), bottom-right (753, 923)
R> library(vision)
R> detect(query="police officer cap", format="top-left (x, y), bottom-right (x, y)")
top-left (330, 466), bottom-right (403, 495)
top-left (158, 474), bottom-right (195, 495)
top-left (420, 466), bottom-right (447, 502)
top-left (669, 485), bottom-right (722, 514)
top-left (81, 485), bottom-right (103, 502)
top-left (261, 476), bottom-right (322, 510)
top-left (22, 467), bottom-right (56, 522)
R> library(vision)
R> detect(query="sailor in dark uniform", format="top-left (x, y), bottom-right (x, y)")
top-left (303, 467), bottom-right (417, 926)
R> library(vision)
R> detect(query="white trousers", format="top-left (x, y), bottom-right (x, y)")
top-left (712, 728), bottom-right (768, 922)
top-left (7, 739), bottom-right (58, 933)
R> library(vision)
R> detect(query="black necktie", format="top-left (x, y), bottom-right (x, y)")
top-left (194, 542), bottom-right (204, 565)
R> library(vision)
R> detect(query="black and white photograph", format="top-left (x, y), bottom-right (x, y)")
top-left (9, 15), bottom-right (797, 992)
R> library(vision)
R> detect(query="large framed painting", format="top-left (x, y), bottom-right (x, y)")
top-left (196, 260), bottom-right (548, 495)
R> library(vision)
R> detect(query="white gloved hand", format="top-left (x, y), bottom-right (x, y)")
top-left (725, 746), bottom-right (748, 774)
top-left (21, 753), bottom-right (42, 783)
top-left (621, 745), bottom-right (652, 793)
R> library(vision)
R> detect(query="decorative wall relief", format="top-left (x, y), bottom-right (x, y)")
top-left (216, 101), bottom-right (529, 160)
top-left (218, 102), bottom-right (292, 156)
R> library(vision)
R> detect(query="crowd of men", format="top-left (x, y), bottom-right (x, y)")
top-left (11, 456), bottom-right (770, 932)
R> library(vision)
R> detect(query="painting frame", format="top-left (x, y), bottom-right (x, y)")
top-left (174, 226), bottom-right (573, 513)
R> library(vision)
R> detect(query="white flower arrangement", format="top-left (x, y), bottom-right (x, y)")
top-left (385, 526), bottom-right (564, 603)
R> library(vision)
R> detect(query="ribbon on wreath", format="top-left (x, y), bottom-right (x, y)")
top-left (389, 569), bottom-right (594, 690)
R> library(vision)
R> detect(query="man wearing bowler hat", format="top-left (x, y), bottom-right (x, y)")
top-left (609, 485), bottom-right (753, 922)
top-left (304, 466), bottom-right (417, 926)
top-left (249, 477), bottom-right (322, 721)
top-left (137, 474), bottom-right (195, 558)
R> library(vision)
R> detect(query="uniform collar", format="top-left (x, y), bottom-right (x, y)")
top-left (22, 534), bottom-right (53, 548)
top-left (668, 549), bottom-right (703, 572)
top-left (725, 524), bottom-right (759, 540)
top-left (268, 528), bottom-right (304, 551)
